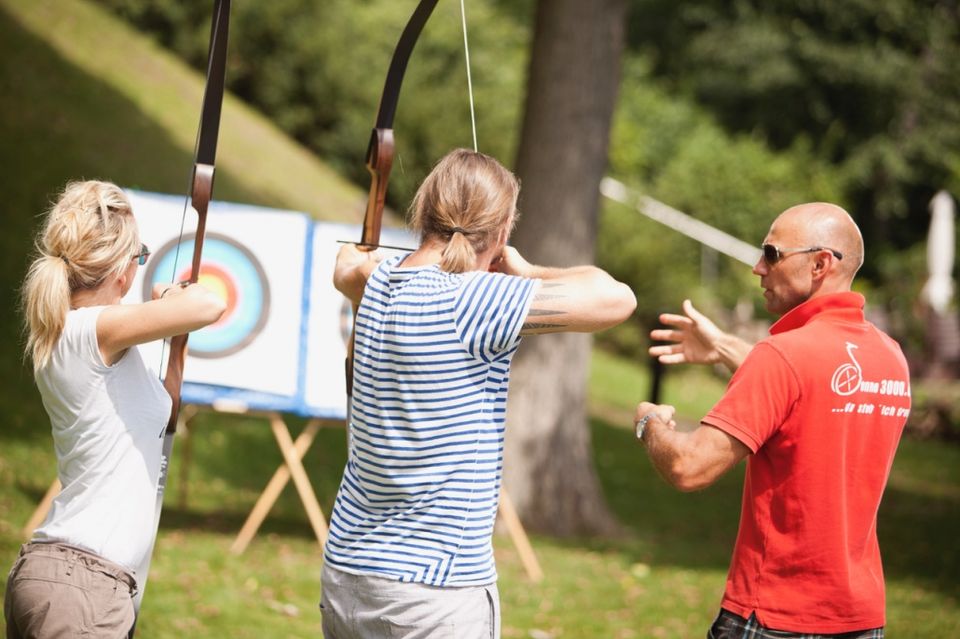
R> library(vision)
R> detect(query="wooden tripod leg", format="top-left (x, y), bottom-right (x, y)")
top-left (498, 489), bottom-right (543, 582)
top-left (22, 479), bottom-right (61, 539)
top-left (230, 418), bottom-right (323, 554)
top-left (270, 415), bottom-right (328, 549)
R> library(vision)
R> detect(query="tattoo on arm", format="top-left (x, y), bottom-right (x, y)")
top-left (522, 321), bottom-right (566, 331)
top-left (523, 282), bottom-right (571, 332)
top-left (526, 308), bottom-right (565, 317)
top-left (531, 281), bottom-right (567, 308)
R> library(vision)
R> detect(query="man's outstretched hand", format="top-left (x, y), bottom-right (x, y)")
top-left (648, 299), bottom-right (752, 372)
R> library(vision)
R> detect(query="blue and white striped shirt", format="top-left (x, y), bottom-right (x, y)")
top-left (324, 255), bottom-right (537, 587)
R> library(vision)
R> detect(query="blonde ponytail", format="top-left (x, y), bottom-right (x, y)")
top-left (22, 181), bottom-right (139, 370)
top-left (22, 256), bottom-right (72, 371)
top-left (440, 230), bottom-right (476, 273)
top-left (409, 149), bottom-right (519, 273)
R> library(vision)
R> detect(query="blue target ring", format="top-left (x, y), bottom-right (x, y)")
top-left (143, 233), bottom-right (270, 358)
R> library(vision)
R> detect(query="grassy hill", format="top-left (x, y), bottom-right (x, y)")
top-left (0, 0), bottom-right (371, 433)
top-left (0, 0), bottom-right (364, 217)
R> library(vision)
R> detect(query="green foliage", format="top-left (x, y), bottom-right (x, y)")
top-left (909, 379), bottom-right (960, 440)
top-left (96, 0), bottom-right (530, 210)
top-left (601, 60), bottom-right (844, 345)
top-left (651, 131), bottom-right (838, 241)
top-left (626, 0), bottom-right (960, 255)
top-left (870, 241), bottom-right (930, 353)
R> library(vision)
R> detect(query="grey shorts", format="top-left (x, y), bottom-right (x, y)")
top-left (4, 542), bottom-right (137, 639)
top-left (320, 563), bottom-right (500, 639)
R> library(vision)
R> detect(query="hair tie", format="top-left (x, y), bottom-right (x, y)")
top-left (59, 255), bottom-right (70, 266)
top-left (449, 227), bottom-right (471, 236)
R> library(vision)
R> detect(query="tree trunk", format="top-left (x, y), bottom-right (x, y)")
top-left (505, 0), bottom-right (627, 537)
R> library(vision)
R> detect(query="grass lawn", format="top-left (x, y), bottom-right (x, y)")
top-left (2, 351), bottom-right (958, 638)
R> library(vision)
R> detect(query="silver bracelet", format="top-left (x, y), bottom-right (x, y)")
top-left (635, 412), bottom-right (658, 441)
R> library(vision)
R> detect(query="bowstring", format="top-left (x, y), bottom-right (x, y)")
top-left (459, 0), bottom-right (478, 152)
top-left (158, 154), bottom-right (195, 378)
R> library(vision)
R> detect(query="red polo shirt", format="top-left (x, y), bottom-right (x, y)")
top-left (703, 292), bottom-right (910, 633)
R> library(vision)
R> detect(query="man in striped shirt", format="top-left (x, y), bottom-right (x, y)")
top-left (322, 149), bottom-right (636, 638)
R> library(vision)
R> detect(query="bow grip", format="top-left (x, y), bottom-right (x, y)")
top-left (362, 128), bottom-right (395, 248)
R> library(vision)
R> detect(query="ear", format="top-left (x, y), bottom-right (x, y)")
top-left (116, 269), bottom-right (129, 291)
top-left (810, 252), bottom-right (832, 281)
top-left (497, 225), bottom-right (510, 248)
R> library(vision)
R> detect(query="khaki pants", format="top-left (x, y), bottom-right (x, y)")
top-left (320, 563), bottom-right (500, 639)
top-left (4, 542), bottom-right (137, 639)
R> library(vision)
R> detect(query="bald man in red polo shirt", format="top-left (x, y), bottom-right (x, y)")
top-left (638, 203), bottom-right (910, 638)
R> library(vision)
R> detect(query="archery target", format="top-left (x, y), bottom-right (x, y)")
top-left (143, 232), bottom-right (270, 358)
top-left (304, 223), bottom-right (417, 418)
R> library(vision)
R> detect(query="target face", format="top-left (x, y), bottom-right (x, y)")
top-left (339, 298), bottom-right (353, 346)
top-left (143, 232), bottom-right (271, 358)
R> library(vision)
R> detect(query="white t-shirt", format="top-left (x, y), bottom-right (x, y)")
top-left (32, 306), bottom-right (171, 573)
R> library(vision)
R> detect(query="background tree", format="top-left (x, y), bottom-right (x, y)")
top-left (504, 0), bottom-right (628, 536)
top-left (626, 0), bottom-right (960, 275)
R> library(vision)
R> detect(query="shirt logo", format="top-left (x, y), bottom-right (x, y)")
top-left (830, 342), bottom-right (862, 396)
top-left (829, 341), bottom-right (910, 417)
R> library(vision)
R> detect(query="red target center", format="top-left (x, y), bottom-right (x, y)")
top-left (178, 263), bottom-right (239, 327)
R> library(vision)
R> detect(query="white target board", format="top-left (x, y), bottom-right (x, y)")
top-left (123, 190), bottom-right (414, 419)
top-left (302, 223), bottom-right (415, 417)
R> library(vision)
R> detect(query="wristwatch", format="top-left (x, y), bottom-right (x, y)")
top-left (635, 412), bottom-right (658, 441)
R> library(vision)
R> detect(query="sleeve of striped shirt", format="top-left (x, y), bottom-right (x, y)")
top-left (453, 272), bottom-right (538, 362)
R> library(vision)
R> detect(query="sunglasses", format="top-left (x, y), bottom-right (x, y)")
top-left (133, 243), bottom-right (151, 266)
top-left (761, 243), bottom-right (843, 265)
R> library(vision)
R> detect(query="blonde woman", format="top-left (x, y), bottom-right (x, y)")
top-left (323, 149), bottom-right (637, 638)
top-left (4, 181), bottom-right (225, 639)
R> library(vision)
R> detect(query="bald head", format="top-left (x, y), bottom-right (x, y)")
top-left (772, 203), bottom-right (864, 283)
top-left (754, 202), bottom-right (865, 315)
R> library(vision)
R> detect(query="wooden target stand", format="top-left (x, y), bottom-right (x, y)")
top-left (22, 403), bottom-right (543, 582)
